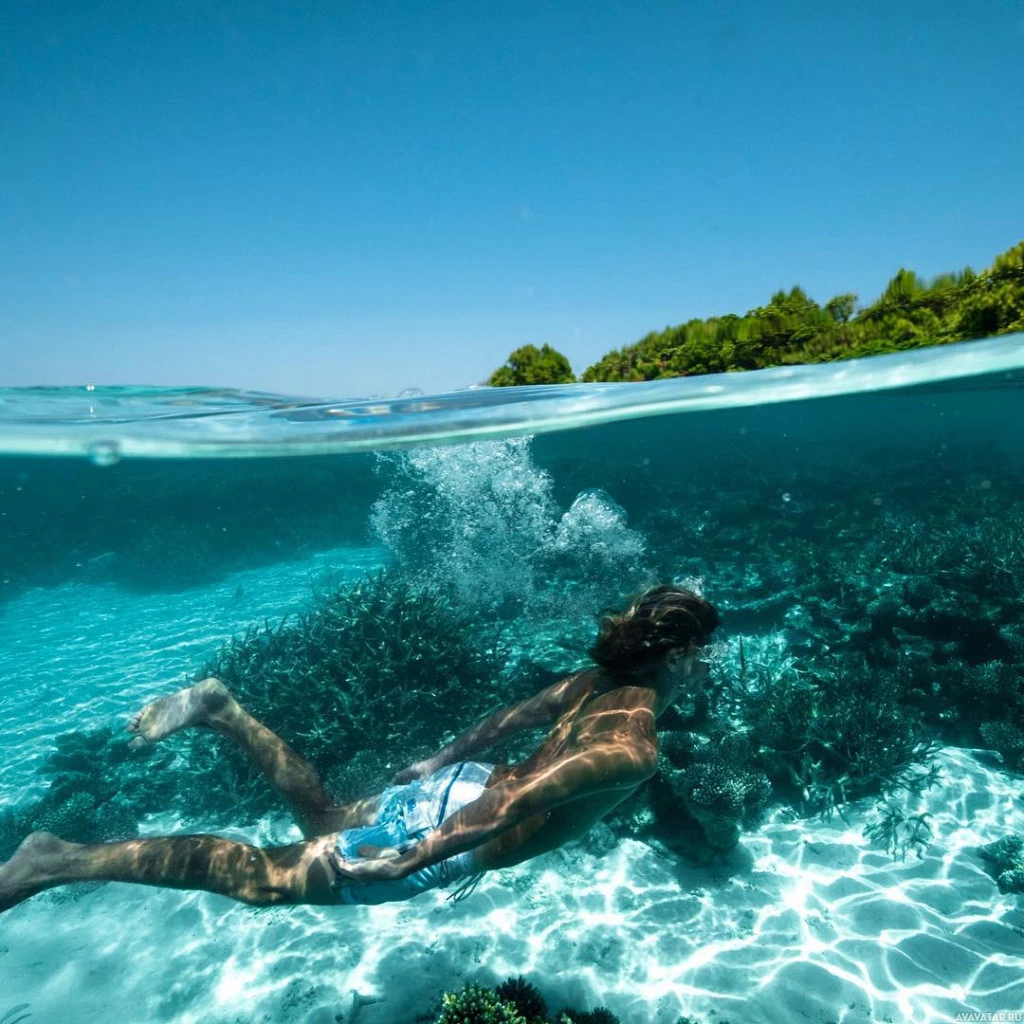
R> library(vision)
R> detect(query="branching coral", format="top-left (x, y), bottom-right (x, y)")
top-left (558, 1009), bottom-right (620, 1024)
top-left (494, 977), bottom-right (547, 1023)
top-left (863, 802), bottom-right (934, 861)
top-left (203, 570), bottom-right (507, 751)
top-left (437, 985), bottom-right (528, 1024)
top-left (731, 654), bottom-right (938, 819)
top-left (2, 571), bottom-right (516, 848)
top-left (186, 570), bottom-right (512, 815)
top-left (1, 726), bottom-right (173, 858)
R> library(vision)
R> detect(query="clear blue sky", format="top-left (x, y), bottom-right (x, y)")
top-left (2, 1), bottom-right (1022, 398)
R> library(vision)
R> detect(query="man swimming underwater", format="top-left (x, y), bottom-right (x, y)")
top-left (0, 585), bottom-right (718, 912)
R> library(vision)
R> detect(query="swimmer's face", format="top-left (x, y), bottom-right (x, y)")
top-left (664, 649), bottom-right (710, 685)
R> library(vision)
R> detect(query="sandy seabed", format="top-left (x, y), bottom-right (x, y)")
top-left (2, 747), bottom-right (1021, 1024)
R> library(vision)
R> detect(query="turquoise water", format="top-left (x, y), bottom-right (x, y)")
top-left (1, 336), bottom-right (1023, 1023)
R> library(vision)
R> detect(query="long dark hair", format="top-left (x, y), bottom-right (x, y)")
top-left (589, 585), bottom-right (720, 675)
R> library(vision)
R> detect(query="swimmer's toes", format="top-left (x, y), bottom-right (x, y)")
top-left (126, 712), bottom-right (149, 749)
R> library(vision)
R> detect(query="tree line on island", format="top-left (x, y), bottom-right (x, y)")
top-left (487, 239), bottom-right (1024, 386)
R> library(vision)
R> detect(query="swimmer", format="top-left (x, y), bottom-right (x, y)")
top-left (0, 585), bottom-right (718, 912)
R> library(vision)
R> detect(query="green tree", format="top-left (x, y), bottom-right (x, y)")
top-left (578, 240), bottom-right (1023, 382)
top-left (489, 344), bottom-right (576, 386)
top-left (826, 293), bottom-right (857, 323)
top-left (952, 242), bottom-right (1024, 338)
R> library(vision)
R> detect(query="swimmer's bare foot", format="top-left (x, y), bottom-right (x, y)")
top-left (127, 677), bottom-right (234, 749)
top-left (0, 832), bottom-right (66, 913)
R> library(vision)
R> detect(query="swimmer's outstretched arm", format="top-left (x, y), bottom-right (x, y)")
top-left (393, 671), bottom-right (591, 783)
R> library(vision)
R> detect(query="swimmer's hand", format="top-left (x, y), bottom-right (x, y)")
top-left (329, 846), bottom-right (408, 884)
top-left (390, 758), bottom-right (439, 785)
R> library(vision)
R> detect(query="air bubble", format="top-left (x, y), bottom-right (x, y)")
top-left (87, 440), bottom-right (122, 467)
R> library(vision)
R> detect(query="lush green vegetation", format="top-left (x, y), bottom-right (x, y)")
top-left (489, 240), bottom-right (1024, 384)
top-left (488, 344), bottom-right (576, 386)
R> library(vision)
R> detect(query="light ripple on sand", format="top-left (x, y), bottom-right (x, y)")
top-left (0, 749), bottom-right (1021, 1024)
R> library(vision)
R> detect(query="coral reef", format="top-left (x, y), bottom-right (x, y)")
top-left (731, 655), bottom-right (938, 817)
top-left (0, 727), bottom-right (171, 859)
top-left (648, 728), bottom-right (771, 854)
top-left (637, 650), bottom-right (934, 854)
top-left (549, 432), bottom-right (1024, 856)
top-left (494, 977), bottom-right (548, 1023)
top-left (198, 570), bottom-right (509, 770)
top-left (558, 1009), bottom-right (620, 1024)
top-left (436, 984), bottom-right (528, 1024)
top-left (679, 753), bottom-right (773, 852)
top-left (978, 834), bottom-right (1024, 894)
top-left (1, 572), bottom-right (516, 851)
top-left (426, 980), bottom-right (626, 1024)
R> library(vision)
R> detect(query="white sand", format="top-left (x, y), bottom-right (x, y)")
top-left (2, 747), bottom-right (1021, 1024)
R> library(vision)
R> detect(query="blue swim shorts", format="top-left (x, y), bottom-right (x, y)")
top-left (333, 760), bottom-right (494, 905)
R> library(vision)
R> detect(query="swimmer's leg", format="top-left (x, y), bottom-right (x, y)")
top-left (0, 830), bottom-right (339, 914)
top-left (128, 678), bottom-right (358, 836)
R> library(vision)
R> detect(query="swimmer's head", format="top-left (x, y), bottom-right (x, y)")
top-left (588, 584), bottom-right (720, 677)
